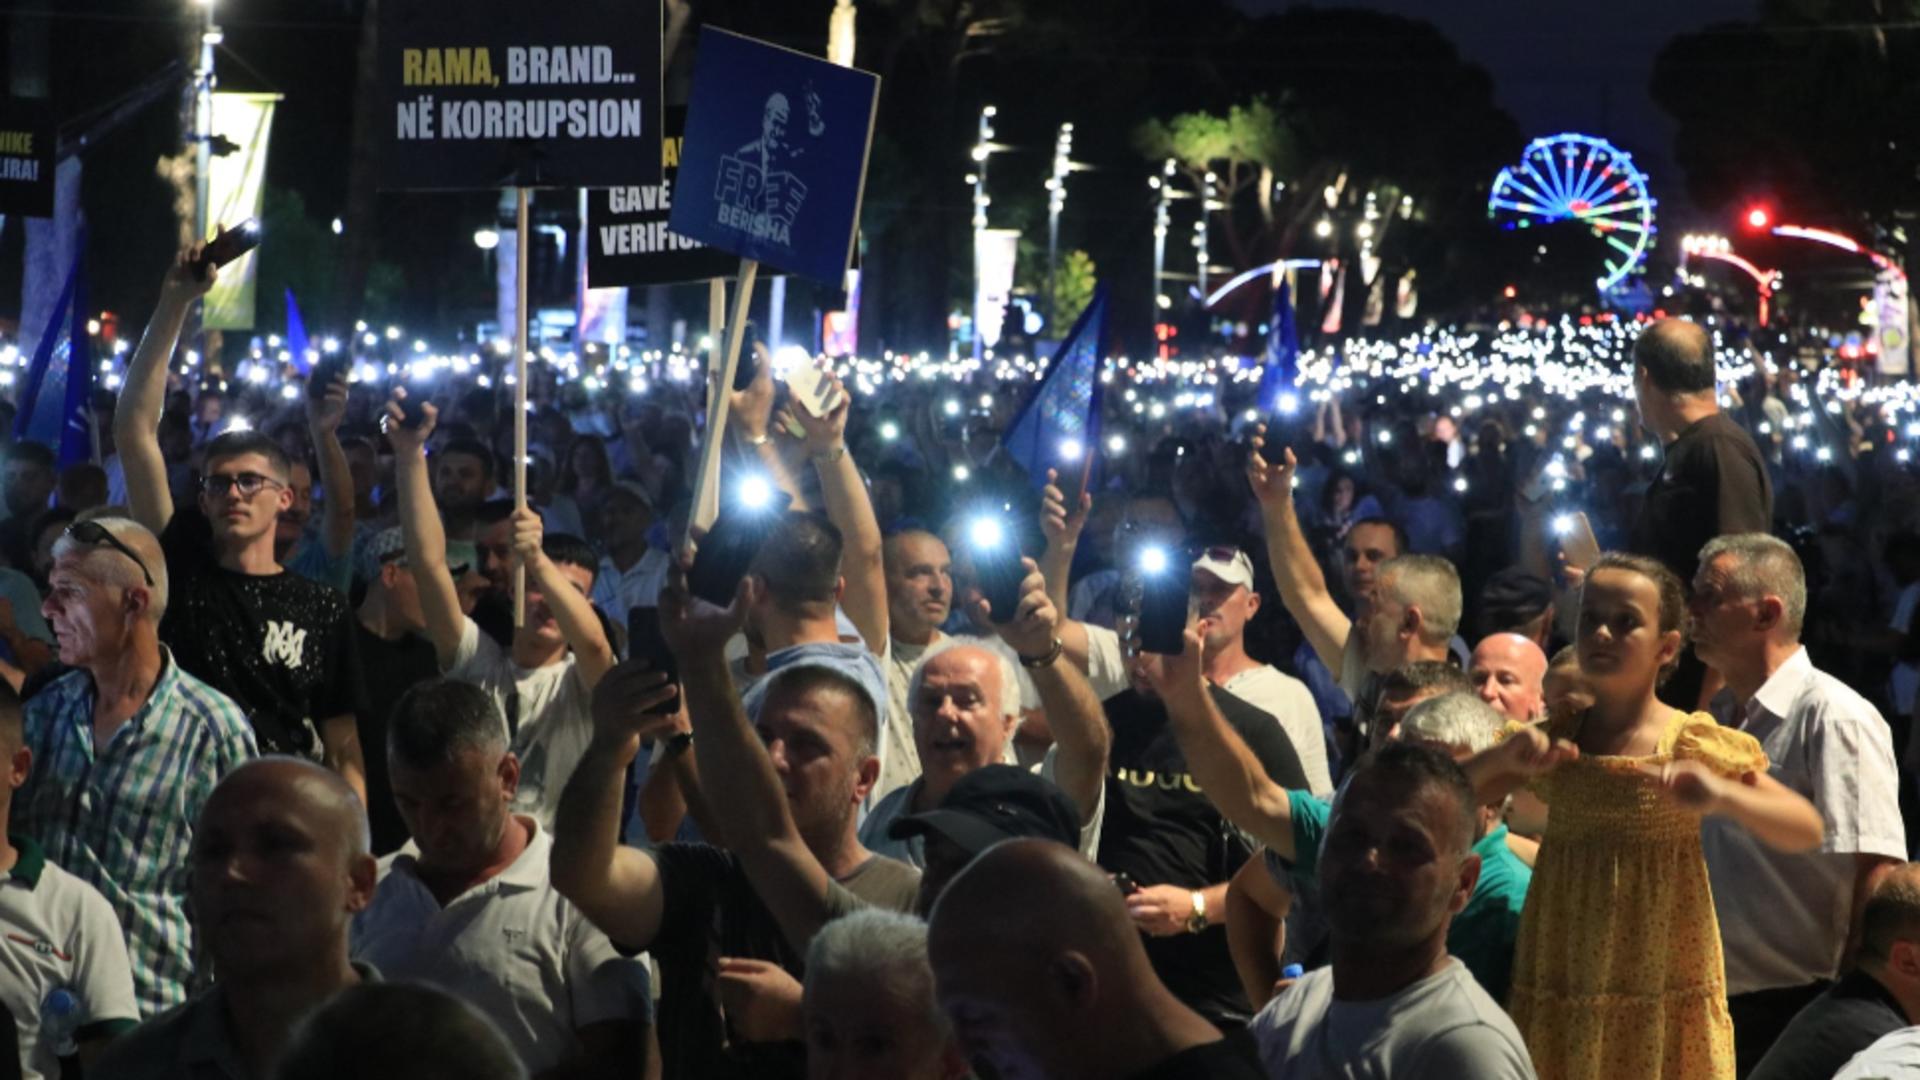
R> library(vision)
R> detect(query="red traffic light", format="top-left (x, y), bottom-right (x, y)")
top-left (1745, 206), bottom-right (1771, 230)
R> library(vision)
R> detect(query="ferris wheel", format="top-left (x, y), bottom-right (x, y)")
top-left (1487, 133), bottom-right (1657, 292)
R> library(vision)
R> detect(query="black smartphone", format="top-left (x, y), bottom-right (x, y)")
top-left (688, 486), bottom-right (794, 605)
top-left (626, 606), bottom-right (680, 716)
top-left (196, 219), bottom-right (261, 273)
top-left (965, 517), bottom-right (1025, 624)
top-left (307, 356), bottom-right (348, 401)
top-left (731, 323), bottom-right (762, 392)
top-left (1138, 557), bottom-right (1189, 655)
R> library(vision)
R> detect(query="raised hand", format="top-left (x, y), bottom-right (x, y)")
top-left (791, 368), bottom-right (852, 455)
top-left (1143, 625), bottom-right (1208, 703)
top-left (729, 342), bottom-right (776, 442)
top-left (976, 557), bottom-right (1058, 659)
top-left (1245, 426), bottom-right (1298, 510)
top-left (1041, 467), bottom-right (1093, 548)
top-left (381, 389), bottom-right (438, 454)
top-left (659, 557), bottom-right (756, 662)
top-left (161, 245), bottom-right (218, 301)
top-left (588, 657), bottom-right (680, 752)
top-left (307, 372), bottom-right (348, 436)
top-left (509, 507), bottom-right (545, 564)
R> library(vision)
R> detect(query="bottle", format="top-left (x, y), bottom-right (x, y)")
top-left (1280, 963), bottom-right (1304, 980)
top-left (41, 987), bottom-right (79, 1061)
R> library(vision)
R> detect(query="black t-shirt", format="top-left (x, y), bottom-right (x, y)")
top-left (159, 509), bottom-right (365, 757)
top-left (1098, 685), bottom-right (1308, 1028)
top-left (1749, 970), bottom-right (1909, 1080)
top-left (1630, 411), bottom-right (1773, 585)
top-left (635, 844), bottom-right (919, 1080)
top-left (1127, 1030), bottom-right (1266, 1079)
top-left (352, 621), bottom-right (440, 855)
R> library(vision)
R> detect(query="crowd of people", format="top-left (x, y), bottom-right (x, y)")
top-left (0, 244), bottom-right (1913, 1080)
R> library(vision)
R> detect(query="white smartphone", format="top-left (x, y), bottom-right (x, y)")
top-left (1555, 511), bottom-right (1602, 571)
top-left (785, 364), bottom-right (845, 419)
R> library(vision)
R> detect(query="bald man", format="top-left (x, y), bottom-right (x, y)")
top-left (95, 758), bottom-right (377, 1080)
top-left (927, 839), bottom-right (1264, 1079)
top-left (1468, 634), bottom-right (1547, 723)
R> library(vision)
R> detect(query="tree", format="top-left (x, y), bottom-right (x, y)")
top-left (1134, 98), bottom-right (1298, 271)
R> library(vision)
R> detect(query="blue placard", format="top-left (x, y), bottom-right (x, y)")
top-left (669, 28), bottom-right (879, 284)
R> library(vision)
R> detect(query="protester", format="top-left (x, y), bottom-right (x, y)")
top-left (1689, 533), bottom-right (1906, 1072)
top-left (16, 515), bottom-right (257, 1016)
top-left (1469, 632), bottom-right (1549, 723)
top-left (349, 527), bottom-right (442, 854)
top-left (927, 838), bottom-right (1266, 1078)
top-left (92, 758), bottom-right (376, 1080)
top-left (802, 908), bottom-right (966, 1080)
top-left (1248, 742), bottom-right (1536, 1077)
top-left (586, 481), bottom-right (669, 640)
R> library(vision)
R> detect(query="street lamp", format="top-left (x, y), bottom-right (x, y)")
top-left (970, 106), bottom-right (1002, 361)
top-left (192, 0), bottom-right (221, 246)
top-left (1196, 171), bottom-right (1220, 295)
top-left (1151, 159), bottom-right (1176, 312)
top-left (1045, 122), bottom-right (1076, 329)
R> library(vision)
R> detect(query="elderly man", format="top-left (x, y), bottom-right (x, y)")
top-left (1249, 743), bottom-right (1535, 1077)
top-left (93, 759), bottom-right (377, 1080)
top-left (1751, 863), bottom-right (1920, 1080)
top-left (1690, 533), bottom-right (1906, 1073)
top-left (16, 515), bottom-right (256, 1017)
top-left (1469, 633), bottom-right (1548, 723)
top-left (351, 679), bottom-right (651, 1077)
top-left (803, 908), bottom-right (966, 1080)
top-left (928, 840), bottom-right (1265, 1078)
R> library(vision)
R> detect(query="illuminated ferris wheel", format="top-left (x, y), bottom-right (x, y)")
top-left (1487, 133), bottom-right (1657, 292)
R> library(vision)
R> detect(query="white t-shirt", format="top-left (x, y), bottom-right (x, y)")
top-left (0, 846), bottom-right (140, 1080)
top-left (1703, 647), bottom-right (1908, 995)
top-left (351, 818), bottom-right (648, 1074)
top-left (446, 618), bottom-right (593, 830)
top-left (1835, 1025), bottom-right (1920, 1079)
top-left (1220, 664), bottom-right (1333, 796)
top-left (1251, 959), bottom-right (1536, 1079)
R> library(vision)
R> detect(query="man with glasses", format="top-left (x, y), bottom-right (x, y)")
top-left (114, 248), bottom-right (368, 804)
top-left (16, 514), bottom-right (256, 1017)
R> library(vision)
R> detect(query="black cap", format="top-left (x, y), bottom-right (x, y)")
top-left (887, 765), bottom-right (1082, 857)
top-left (1480, 568), bottom-right (1552, 621)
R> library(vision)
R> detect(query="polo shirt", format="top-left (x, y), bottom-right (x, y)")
top-left (90, 963), bottom-right (378, 1080)
top-left (350, 818), bottom-right (647, 1074)
top-left (0, 835), bottom-right (140, 1080)
top-left (590, 549), bottom-right (671, 640)
top-left (1273, 788), bottom-right (1531, 1003)
top-left (1750, 969), bottom-right (1911, 1080)
top-left (13, 651), bottom-right (258, 1017)
top-left (1703, 646), bottom-right (1907, 996)
top-left (1834, 1025), bottom-right (1920, 1080)
top-left (444, 617), bottom-right (593, 831)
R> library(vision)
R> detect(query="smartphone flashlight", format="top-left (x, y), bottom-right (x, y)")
top-left (736, 474), bottom-right (774, 511)
top-left (1551, 514), bottom-right (1574, 538)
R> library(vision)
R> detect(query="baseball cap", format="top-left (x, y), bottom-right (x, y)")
top-left (1480, 568), bottom-right (1552, 621)
top-left (888, 765), bottom-right (1082, 857)
top-left (1191, 546), bottom-right (1254, 591)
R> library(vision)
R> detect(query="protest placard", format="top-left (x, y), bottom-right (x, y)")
top-left (586, 107), bottom-right (734, 287)
top-left (0, 98), bottom-right (54, 218)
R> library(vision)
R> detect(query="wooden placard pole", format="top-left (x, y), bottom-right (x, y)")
top-left (682, 258), bottom-right (761, 555)
top-left (512, 187), bottom-right (531, 627)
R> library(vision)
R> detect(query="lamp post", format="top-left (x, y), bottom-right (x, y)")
top-left (1045, 122), bottom-right (1074, 328)
top-left (191, 0), bottom-right (221, 246)
top-left (969, 105), bottom-right (998, 361)
top-left (1194, 171), bottom-right (1219, 296)
top-left (1150, 158), bottom-right (1176, 314)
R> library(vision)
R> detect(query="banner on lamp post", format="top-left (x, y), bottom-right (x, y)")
top-left (204, 92), bottom-right (280, 331)
top-left (974, 228), bottom-right (1020, 350)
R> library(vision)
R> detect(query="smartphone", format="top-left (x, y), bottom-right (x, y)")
top-left (785, 363), bottom-right (845, 419)
top-left (196, 219), bottom-right (261, 274)
top-left (1137, 555), bottom-right (1190, 656)
top-left (688, 487), bottom-right (793, 605)
top-left (731, 327), bottom-right (763, 392)
top-left (1556, 510), bottom-right (1602, 571)
top-left (626, 606), bottom-right (681, 716)
top-left (307, 356), bottom-right (349, 401)
top-left (965, 517), bottom-right (1025, 623)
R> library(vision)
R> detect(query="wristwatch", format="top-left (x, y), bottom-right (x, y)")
top-left (1185, 891), bottom-right (1209, 934)
top-left (1018, 636), bottom-right (1065, 669)
top-left (663, 731), bottom-right (694, 758)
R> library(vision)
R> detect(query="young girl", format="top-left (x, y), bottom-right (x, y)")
top-left (1469, 552), bottom-right (1823, 1080)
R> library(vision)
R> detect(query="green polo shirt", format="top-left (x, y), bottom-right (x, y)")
top-left (1275, 789), bottom-right (1532, 1003)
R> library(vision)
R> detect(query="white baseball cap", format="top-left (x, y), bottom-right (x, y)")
top-left (1191, 547), bottom-right (1255, 591)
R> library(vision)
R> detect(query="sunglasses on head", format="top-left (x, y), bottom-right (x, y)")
top-left (65, 521), bottom-right (155, 587)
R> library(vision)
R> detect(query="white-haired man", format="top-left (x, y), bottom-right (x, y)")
top-left (803, 908), bottom-right (966, 1080)
top-left (1691, 532), bottom-right (1906, 1073)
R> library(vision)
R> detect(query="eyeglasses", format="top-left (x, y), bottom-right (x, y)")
top-left (198, 472), bottom-right (285, 498)
top-left (65, 521), bottom-right (155, 587)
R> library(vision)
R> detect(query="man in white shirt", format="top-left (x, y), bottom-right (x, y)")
top-left (1250, 742), bottom-right (1535, 1079)
top-left (588, 482), bottom-right (670, 642)
top-left (1191, 547), bottom-right (1331, 794)
top-left (352, 678), bottom-right (650, 1077)
top-left (1692, 533), bottom-right (1907, 1074)
top-left (387, 398), bottom-right (616, 830)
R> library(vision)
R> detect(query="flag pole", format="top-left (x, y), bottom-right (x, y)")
top-left (683, 259), bottom-right (761, 556)
top-left (512, 187), bottom-right (530, 628)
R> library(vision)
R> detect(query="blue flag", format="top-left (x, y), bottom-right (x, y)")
top-left (14, 243), bottom-right (92, 467)
top-left (285, 286), bottom-right (311, 374)
top-left (1258, 273), bottom-right (1299, 414)
top-left (1002, 285), bottom-right (1107, 491)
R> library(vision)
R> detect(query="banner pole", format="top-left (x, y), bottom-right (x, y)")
top-left (682, 259), bottom-right (760, 555)
top-left (512, 186), bottom-right (530, 627)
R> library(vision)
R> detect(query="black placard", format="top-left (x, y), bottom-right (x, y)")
top-left (375, 0), bottom-right (663, 190)
top-left (0, 98), bottom-right (54, 218)
top-left (586, 106), bottom-right (735, 287)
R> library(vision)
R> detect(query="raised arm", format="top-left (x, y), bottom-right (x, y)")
top-left (1146, 627), bottom-right (1297, 856)
top-left (116, 249), bottom-right (213, 536)
top-left (1039, 467), bottom-right (1093, 619)
top-left (659, 565), bottom-right (838, 954)
top-left (306, 372), bottom-right (356, 560)
top-left (791, 371), bottom-right (887, 655)
top-left (550, 659), bottom-right (677, 949)
top-left (1246, 435), bottom-right (1351, 675)
top-left (511, 508), bottom-right (616, 689)
top-left (385, 397), bottom-right (466, 669)
top-left (979, 558), bottom-right (1110, 822)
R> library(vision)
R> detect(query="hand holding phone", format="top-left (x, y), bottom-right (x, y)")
top-left (785, 363), bottom-right (846, 420)
top-left (1554, 511), bottom-right (1602, 571)
top-left (626, 606), bottom-right (681, 716)
top-left (966, 517), bottom-right (1024, 624)
top-left (195, 219), bottom-right (261, 276)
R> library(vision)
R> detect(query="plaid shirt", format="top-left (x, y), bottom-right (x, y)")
top-left (14, 649), bottom-right (257, 1018)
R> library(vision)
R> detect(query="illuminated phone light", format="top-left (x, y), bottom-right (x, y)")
top-left (1816, 446), bottom-right (1833, 463)
top-left (1138, 546), bottom-right (1170, 575)
top-left (1107, 434), bottom-right (1127, 454)
top-left (953, 465), bottom-right (971, 482)
top-left (1059, 438), bottom-right (1084, 461)
top-left (1639, 445), bottom-right (1656, 461)
top-left (968, 516), bottom-right (1004, 549)
top-left (1454, 477), bottom-right (1469, 493)
top-left (944, 399), bottom-right (961, 417)
top-left (1552, 514), bottom-right (1574, 536)
top-left (880, 421), bottom-right (900, 441)
top-left (737, 475), bottom-right (774, 510)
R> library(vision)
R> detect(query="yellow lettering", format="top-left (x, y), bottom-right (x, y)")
top-left (0, 131), bottom-right (31, 154)
top-left (423, 48), bottom-right (444, 86)
top-left (445, 48), bottom-right (471, 85)
top-left (472, 47), bottom-right (493, 86)
top-left (402, 49), bottom-right (422, 86)
top-left (662, 136), bottom-right (680, 170)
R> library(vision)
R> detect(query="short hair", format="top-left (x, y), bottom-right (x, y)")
top-left (907, 637), bottom-right (1021, 723)
top-left (57, 463), bottom-right (108, 509)
top-left (1859, 866), bottom-right (1920, 968)
top-left (438, 438), bottom-right (496, 481)
top-left (387, 679), bottom-right (508, 770)
top-left (475, 498), bottom-right (516, 526)
top-left (1380, 660), bottom-right (1471, 699)
top-left (762, 663), bottom-right (878, 760)
top-left (205, 430), bottom-right (293, 481)
top-left (275, 982), bottom-right (528, 1080)
top-left (5, 441), bottom-right (53, 470)
top-left (51, 514), bottom-right (169, 619)
top-left (1346, 740), bottom-right (1478, 854)
top-left (541, 533), bottom-right (598, 580)
top-left (1399, 692), bottom-right (1506, 755)
top-left (1586, 552), bottom-right (1689, 682)
top-left (752, 511), bottom-right (843, 612)
top-left (1549, 644), bottom-right (1578, 670)
top-left (1347, 516), bottom-right (1408, 556)
top-left (1699, 533), bottom-right (1808, 636)
top-left (0, 681), bottom-right (22, 751)
top-left (805, 909), bottom-right (946, 1039)
top-left (1379, 555), bottom-right (1463, 644)
top-left (1633, 318), bottom-right (1716, 395)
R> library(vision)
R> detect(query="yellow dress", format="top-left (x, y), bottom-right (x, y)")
top-left (1507, 709), bottom-right (1767, 1080)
